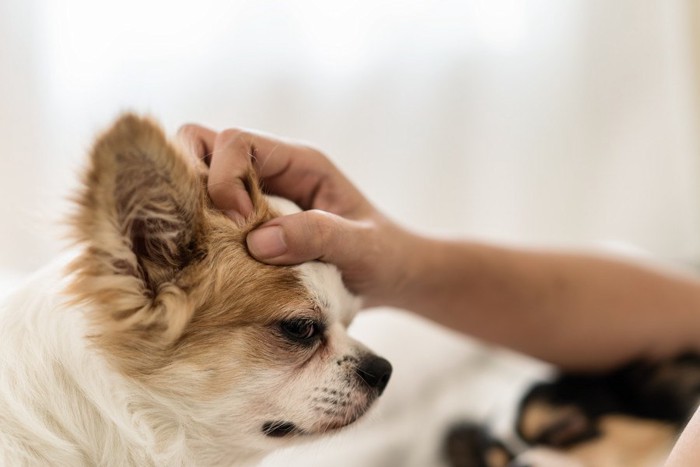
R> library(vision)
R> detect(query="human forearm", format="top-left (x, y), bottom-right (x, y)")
top-left (182, 124), bottom-right (700, 371)
top-left (387, 235), bottom-right (700, 370)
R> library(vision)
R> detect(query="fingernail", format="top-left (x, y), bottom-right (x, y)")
top-left (234, 193), bottom-right (254, 218)
top-left (225, 210), bottom-right (246, 224)
top-left (247, 226), bottom-right (287, 259)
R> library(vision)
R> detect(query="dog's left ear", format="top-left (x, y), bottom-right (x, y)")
top-left (74, 113), bottom-right (205, 283)
top-left (70, 114), bottom-right (207, 355)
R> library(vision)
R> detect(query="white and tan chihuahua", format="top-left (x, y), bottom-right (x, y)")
top-left (0, 115), bottom-right (392, 466)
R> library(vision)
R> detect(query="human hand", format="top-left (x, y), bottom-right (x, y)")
top-left (177, 124), bottom-right (419, 307)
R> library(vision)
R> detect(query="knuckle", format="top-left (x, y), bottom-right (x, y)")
top-left (218, 128), bottom-right (241, 139)
top-left (207, 180), bottom-right (236, 205)
top-left (305, 209), bottom-right (339, 246)
top-left (176, 124), bottom-right (200, 140)
top-left (300, 144), bottom-right (330, 164)
top-left (217, 128), bottom-right (249, 147)
top-left (176, 124), bottom-right (209, 160)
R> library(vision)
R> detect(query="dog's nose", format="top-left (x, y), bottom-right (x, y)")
top-left (356, 356), bottom-right (392, 395)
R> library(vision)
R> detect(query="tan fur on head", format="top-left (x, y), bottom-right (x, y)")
top-left (67, 113), bottom-right (294, 380)
top-left (1, 114), bottom-right (385, 464)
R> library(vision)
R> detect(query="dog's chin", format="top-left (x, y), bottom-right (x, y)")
top-left (262, 395), bottom-right (377, 440)
top-left (262, 421), bottom-right (306, 438)
top-left (261, 417), bottom-right (359, 441)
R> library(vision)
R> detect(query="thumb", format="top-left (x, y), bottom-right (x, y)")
top-left (246, 209), bottom-right (364, 267)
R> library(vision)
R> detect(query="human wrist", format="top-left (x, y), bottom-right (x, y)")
top-left (372, 232), bottom-right (477, 316)
top-left (363, 220), bottom-right (434, 310)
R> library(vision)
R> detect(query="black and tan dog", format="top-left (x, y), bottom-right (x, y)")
top-left (444, 353), bottom-right (700, 466)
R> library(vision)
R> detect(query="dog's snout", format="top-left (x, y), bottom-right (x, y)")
top-left (356, 356), bottom-right (392, 395)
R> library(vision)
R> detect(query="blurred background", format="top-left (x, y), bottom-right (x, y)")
top-left (2, 1), bottom-right (700, 465)
top-left (1, 0), bottom-right (699, 276)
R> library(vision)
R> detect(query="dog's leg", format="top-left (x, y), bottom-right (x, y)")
top-left (443, 422), bottom-right (515, 467)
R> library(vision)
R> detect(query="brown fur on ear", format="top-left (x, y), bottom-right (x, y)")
top-left (77, 114), bottom-right (206, 280)
top-left (68, 114), bottom-right (210, 349)
top-left (67, 113), bottom-right (288, 378)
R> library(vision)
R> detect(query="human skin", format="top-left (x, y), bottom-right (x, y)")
top-left (664, 408), bottom-right (700, 466)
top-left (177, 123), bottom-right (700, 371)
top-left (178, 123), bottom-right (700, 464)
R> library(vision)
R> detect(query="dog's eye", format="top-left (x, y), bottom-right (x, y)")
top-left (280, 319), bottom-right (320, 343)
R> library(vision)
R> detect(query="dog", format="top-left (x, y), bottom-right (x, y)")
top-left (0, 114), bottom-right (392, 466)
top-left (444, 353), bottom-right (700, 466)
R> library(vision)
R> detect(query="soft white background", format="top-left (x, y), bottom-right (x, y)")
top-left (1, 1), bottom-right (699, 465)
top-left (2, 0), bottom-right (699, 275)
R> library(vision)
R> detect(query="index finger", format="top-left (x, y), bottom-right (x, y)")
top-left (185, 125), bottom-right (364, 217)
top-left (214, 129), bottom-right (361, 214)
top-left (177, 123), bottom-right (217, 164)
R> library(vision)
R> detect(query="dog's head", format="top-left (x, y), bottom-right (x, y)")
top-left (68, 114), bottom-right (391, 453)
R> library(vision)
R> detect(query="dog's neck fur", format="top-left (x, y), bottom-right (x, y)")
top-left (0, 256), bottom-right (265, 466)
top-left (0, 116), bottom-right (370, 466)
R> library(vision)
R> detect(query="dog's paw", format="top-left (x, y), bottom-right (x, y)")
top-left (443, 422), bottom-right (514, 467)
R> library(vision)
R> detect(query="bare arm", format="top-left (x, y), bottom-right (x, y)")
top-left (665, 406), bottom-right (700, 466)
top-left (177, 123), bottom-right (700, 371)
top-left (390, 234), bottom-right (700, 370)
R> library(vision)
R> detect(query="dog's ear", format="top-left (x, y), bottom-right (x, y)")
top-left (75, 113), bottom-right (205, 285)
top-left (70, 114), bottom-right (207, 354)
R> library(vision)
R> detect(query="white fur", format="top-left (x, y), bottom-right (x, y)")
top-left (267, 195), bottom-right (361, 325)
top-left (0, 257), bottom-right (165, 466)
top-left (0, 197), bottom-right (385, 466)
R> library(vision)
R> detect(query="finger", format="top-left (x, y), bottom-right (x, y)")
top-left (246, 209), bottom-right (366, 268)
top-left (216, 129), bottom-right (363, 214)
top-left (207, 129), bottom-right (256, 219)
top-left (207, 128), bottom-right (311, 216)
top-left (176, 124), bottom-right (217, 164)
top-left (233, 131), bottom-right (331, 208)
